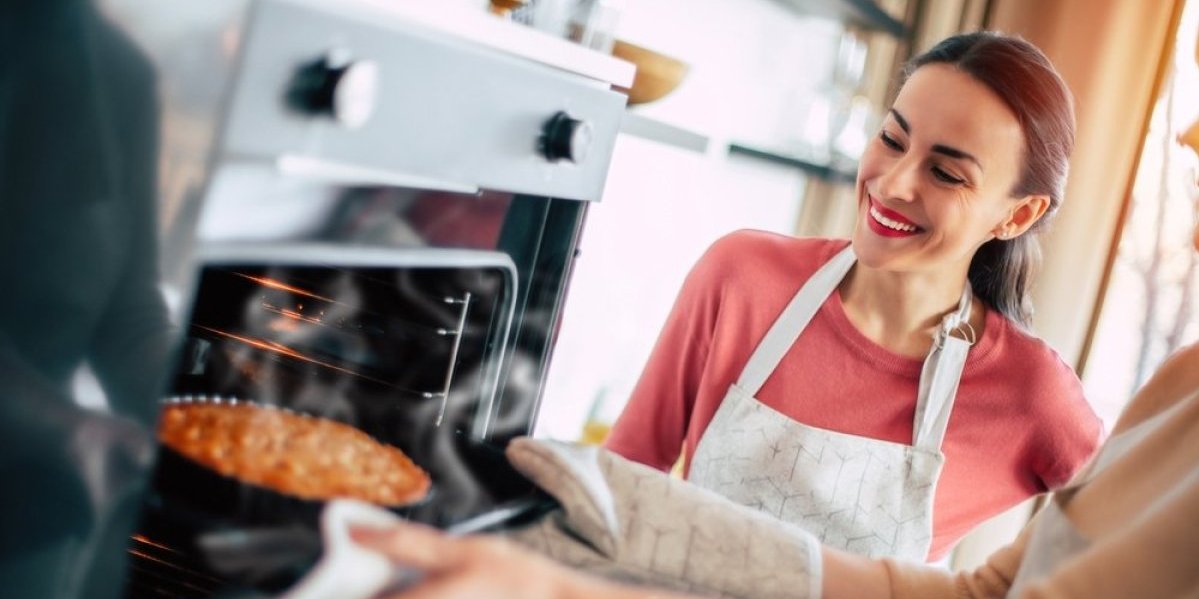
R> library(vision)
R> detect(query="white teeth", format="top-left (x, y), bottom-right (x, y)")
top-left (870, 206), bottom-right (918, 232)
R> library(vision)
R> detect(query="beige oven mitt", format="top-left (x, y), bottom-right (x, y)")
top-left (502, 438), bottom-right (821, 599)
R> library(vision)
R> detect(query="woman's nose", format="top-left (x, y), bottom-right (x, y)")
top-left (874, 155), bottom-right (921, 203)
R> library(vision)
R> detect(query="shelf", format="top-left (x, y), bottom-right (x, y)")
top-left (770, 0), bottom-right (907, 38)
top-left (619, 112), bottom-right (711, 154)
top-left (614, 120), bottom-right (858, 182)
top-left (727, 142), bottom-right (857, 185)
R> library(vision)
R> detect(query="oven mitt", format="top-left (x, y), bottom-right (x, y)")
top-left (502, 438), bottom-right (822, 599)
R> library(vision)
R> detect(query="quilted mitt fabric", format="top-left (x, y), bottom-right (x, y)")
top-left (503, 438), bottom-right (822, 599)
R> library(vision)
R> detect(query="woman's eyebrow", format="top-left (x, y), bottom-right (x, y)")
top-left (931, 144), bottom-right (981, 168)
top-left (890, 108), bottom-right (982, 169)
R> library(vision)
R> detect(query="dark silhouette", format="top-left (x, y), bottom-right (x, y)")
top-left (0, 0), bottom-right (175, 597)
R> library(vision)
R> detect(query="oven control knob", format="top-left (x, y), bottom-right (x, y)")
top-left (288, 51), bottom-right (379, 129)
top-left (540, 112), bottom-right (593, 163)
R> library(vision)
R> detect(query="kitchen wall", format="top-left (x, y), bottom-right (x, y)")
top-left (535, 0), bottom-right (848, 442)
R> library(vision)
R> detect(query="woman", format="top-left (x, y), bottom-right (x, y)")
top-left (355, 332), bottom-right (1199, 598)
top-left (602, 31), bottom-right (1102, 561)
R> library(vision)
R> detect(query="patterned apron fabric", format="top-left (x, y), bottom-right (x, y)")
top-left (689, 245), bottom-right (974, 561)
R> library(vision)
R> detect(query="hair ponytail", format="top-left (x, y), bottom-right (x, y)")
top-left (968, 236), bottom-right (1041, 325)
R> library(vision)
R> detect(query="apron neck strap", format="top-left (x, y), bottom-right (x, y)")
top-left (733, 243), bottom-right (976, 453)
top-left (735, 245), bottom-right (856, 395)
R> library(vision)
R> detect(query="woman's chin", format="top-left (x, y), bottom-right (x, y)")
top-left (849, 229), bottom-right (890, 269)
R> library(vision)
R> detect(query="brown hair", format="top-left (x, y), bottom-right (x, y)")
top-left (904, 32), bottom-right (1076, 326)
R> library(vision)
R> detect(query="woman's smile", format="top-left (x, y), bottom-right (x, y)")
top-left (866, 195), bottom-right (925, 237)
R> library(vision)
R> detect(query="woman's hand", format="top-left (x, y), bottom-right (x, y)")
top-left (351, 521), bottom-right (608, 599)
top-left (351, 522), bottom-right (698, 599)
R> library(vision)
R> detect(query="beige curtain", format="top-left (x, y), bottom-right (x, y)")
top-left (987, 0), bottom-right (1184, 369)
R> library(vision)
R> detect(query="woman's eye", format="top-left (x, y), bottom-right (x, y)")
top-left (879, 131), bottom-right (903, 150)
top-left (932, 167), bottom-right (965, 185)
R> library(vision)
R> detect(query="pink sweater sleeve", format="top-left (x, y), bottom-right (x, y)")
top-left (603, 241), bottom-right (726, 471)
top-left (1026, 356), bottom-right (1105, 490)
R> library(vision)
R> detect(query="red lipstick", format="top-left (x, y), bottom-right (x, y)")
top-left (865, 196), bottom-right (923, 238)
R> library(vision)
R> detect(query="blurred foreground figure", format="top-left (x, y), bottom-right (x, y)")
top-left (0, 1), bottom-right (174, 597)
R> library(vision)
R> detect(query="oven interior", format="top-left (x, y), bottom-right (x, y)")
top-left (125, 242), bottom-right (566, 598)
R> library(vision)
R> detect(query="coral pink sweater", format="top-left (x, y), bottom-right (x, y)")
top-left (605, 231), bottom-right (1103, 560)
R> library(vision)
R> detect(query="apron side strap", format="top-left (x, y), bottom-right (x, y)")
top-left (737, 245), bottom-right (856, 395)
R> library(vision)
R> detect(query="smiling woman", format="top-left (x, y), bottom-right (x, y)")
top-left (602, 31), bottom-right (1103, 564)
top-left (845, 59), bottom-right (1053, 355)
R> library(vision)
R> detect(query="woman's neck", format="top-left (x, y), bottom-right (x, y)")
top-left (838, 263), bottom-right (973, 358)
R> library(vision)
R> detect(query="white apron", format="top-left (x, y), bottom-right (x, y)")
top-left (688, 245), bottom-right (975, 561)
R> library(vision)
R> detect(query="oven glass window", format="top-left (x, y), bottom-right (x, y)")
top-left (127, 180), bottom-right (586, 597)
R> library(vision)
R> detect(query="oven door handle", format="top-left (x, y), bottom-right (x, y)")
top-left (445, 491), bottom-right (560, 536)
top-left (275, 153), bottom-right (480, 194)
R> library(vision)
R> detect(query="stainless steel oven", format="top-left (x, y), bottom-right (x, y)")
top-left (0, 1), bottom-right (631, 597)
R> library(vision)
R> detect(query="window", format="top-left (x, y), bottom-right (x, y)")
top-left (1082, 0), bottom-right (1199, 430)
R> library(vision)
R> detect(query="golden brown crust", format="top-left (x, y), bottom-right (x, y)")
top-left (158, 402), bottom-right (430, 506)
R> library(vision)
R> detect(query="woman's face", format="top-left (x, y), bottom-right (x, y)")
top-left (851, 64), bottom-right (1047, 275)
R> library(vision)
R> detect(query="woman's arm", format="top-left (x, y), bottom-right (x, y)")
top-left (1004, 345), bottom-right (1199, 598)
top-left (1013, 449), bottom-right (1199, 598)
top-left (353, 519), bottom-right (1033, 599)
top-left (353, 523), bottom-right (697, 599)
top-left (824, 527), bottom-right (1030, 599)
top-left (603, 241), bottom-right (728, 471)
top-left (1110, 343), bottom-right (1199, 436)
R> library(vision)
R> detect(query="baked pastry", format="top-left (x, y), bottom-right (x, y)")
top-left (158, 401), bottom-right (430, 506)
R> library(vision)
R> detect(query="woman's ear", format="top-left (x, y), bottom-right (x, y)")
top-left (993, 194), bottom-right (1051, 239)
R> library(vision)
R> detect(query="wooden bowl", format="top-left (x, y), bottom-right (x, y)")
top-left (611, 39), bottom-right (689, 105)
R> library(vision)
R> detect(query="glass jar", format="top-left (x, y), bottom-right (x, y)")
top-left (568, 0), bottom-right (624, 53)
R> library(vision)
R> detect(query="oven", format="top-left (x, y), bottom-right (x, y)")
top-left (0, 1), bottom-right (631, 597)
